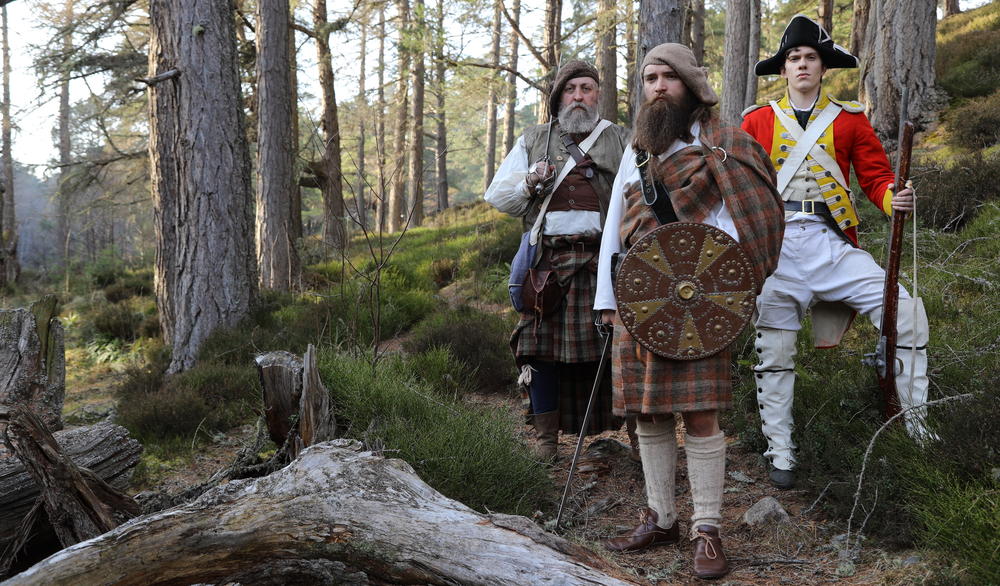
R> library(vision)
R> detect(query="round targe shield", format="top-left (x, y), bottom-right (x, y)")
top-left (614, 222), bottom-right (758, 360)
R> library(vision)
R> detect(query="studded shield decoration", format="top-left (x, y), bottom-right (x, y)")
top-left (614, 222), bottom-right (759, 360)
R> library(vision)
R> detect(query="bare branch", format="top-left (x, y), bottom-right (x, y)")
top-left (134, 69), bottom-right (180, 86)
top-left (447, 59), bottom-right (545, 92)
top-left (498, 0), bottom-right (548, 68)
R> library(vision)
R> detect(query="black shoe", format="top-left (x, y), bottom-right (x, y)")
top-left (769, 466), bottom-right (794, 489)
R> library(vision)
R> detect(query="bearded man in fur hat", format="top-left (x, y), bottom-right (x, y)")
top-left (485, 61), bottom-right (633, 461)
top-left (594, 43), bottom-right (784, 579)
top-left (741, 15), bottom-right (933, 491)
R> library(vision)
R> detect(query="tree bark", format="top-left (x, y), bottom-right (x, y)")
top-left (691, 0), bottom-right (705, 65)
top-left (941, 0), bottom-right (960, 18)
top-left (55, 0), bottom-right (74, 277)
top-left (0, 420), bottom-right (141, 574)
top-left (256, 0), bottom-right (301, 291)
top-left (626, 0), bottom-right (637, 122)
top-left (375, 6), bottom-right (388, 233)
top-left (501, 0), bottom-right (521, 155)
top-left (255, 345), bottom-right (334, 459)
top-left (721, 0), bottom-right (750, 125)
top-left (635, 0), bottom-right (685, 114)
top-left (860, 0), bottom-right (937, 141)
top-left (0, 296), bottom-right (64, 439)
top-left (387, 0), bottom-right (411, 234)
top-left (483, 3), bottom-right (502, 192)
top-left (818, 0), bottom-right (834, 34)
top-left (148, 0), bottom-right (258, 373)
top-left (5, 441), bottom-right (633, 586)
top-left (355, 20), bottom-right (368, 230)
top-left (745, 0), bottom-right (761, 108)
top-left (0, 406), bottom-right (139, 551)
top-left (0, 5), bottom-right (17, 286)
top-left (433, 0), bottom-right (449, 212)
top-left (851, 0), bottom-right (871, 61)
top-left (595, 0), bottom-right (617, 122)
top-left (313, 0), bottom-right (347, 249)
top-left (407, 0), bottom-right (426, 227)
top-left (538, 0), bottom-right (562, 122)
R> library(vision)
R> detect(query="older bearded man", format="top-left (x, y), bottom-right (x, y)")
top-left (595, 44), bottom-right (784, 579)
top-left (484, 61), bottom-right (632, 461)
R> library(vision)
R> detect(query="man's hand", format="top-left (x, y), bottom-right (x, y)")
top-left (889, 180), bottom-right (915, 214)
top-left (600, 309), bottom-right (616, 325)
top-left (526, 159), bottom-right (556, 192)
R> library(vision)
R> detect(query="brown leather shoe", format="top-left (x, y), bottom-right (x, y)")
top-left (604, 508), bottom-right (679, 552)
top-left (691, 525), bottom-right (729, 580)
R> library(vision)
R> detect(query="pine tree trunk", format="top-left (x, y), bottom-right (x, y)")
top-left (595, 0), bottom-right (617, 122)
top-left (501, 0), bottom-right (520, 155)
top-left (356, 22), bottom-right (368, 230)
top-left (483, 4), bottom-right (502, 192)
top-left (387, 0), bottom-right (410, 234)
top-left (1, 5), bottom-right (17, 286)
top-left (860, 0), bottom-right (937, 141)
top-left (691, 0), bottom-right (705, 64)
top-left (375, 7), bottom-right (388, 233)
top-left (721, 0), bottom-right (750, 125)
top-left (148, 0), bottom-right (258, 373)
top-left (407, 0), bottom-right (426, 227)
top-left (539, 0), bottom-right (562, 122)
top-left (745, 0), bottom-right (761, 108)
top-left (818, 0), bottom-right (834, 34)
top-left (55, 0), bottom-right (74, 277)
top-left (851, 0), bottom-right (871, 60)
top-left (942, 0), bottom-right (960, 18)
top-left (256, 0), bottom-right (301, 291)
top-left (314, 0), bottom-right (347, 249)
top-left (433, 0), bottom-right (449, 212)
top-left (626, 0), bottom-right (637, 122)
top-left (635, 0), bottom-right (684, 114)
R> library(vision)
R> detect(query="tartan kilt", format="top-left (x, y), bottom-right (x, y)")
top-left (510, 239), bottom-right (603, 364)
top-left (518, 361), bottom-right (622, 435)
top-left (611, 317), bottom-right (733, 416)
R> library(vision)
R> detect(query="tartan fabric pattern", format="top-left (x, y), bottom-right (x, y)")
top-left (511, 234), bottom-right (604, 364)
top-left (647, 116), bottom-right (786, 288)
top-left (519, 361), bottom-right (622, 435)
top-left (612, 115), bottom-right (785, 415)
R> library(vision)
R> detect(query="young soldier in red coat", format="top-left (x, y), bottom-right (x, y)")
top-left (741, 15), bottom-right (933, 490)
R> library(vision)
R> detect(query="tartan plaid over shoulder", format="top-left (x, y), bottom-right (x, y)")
top-left (612, 116), bottom-right (784, 415)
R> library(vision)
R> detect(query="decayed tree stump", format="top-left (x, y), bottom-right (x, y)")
top-left (1, 406), bottom-right (139, 546)
top-left (0, 296), bottom-right (65, 443)
top-left (7, 440), bottom-right (635, 586)
top-left (255, 343), bottom-right (335, 459)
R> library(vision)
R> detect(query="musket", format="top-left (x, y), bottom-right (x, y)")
top-left (863, 91), bottom-right (915, 421)
top-left (554, 322), bottom-right (613, 531)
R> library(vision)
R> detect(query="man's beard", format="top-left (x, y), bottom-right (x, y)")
top-left (632, 92), bottom-right (696, 154)
top-left (558, 101), bottom-right (600, 134)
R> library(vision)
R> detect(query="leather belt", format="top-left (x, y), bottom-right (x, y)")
top-left (784, 200), bottom-right (832, 216)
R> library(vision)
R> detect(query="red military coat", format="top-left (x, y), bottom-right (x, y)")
top-left (741, 94), bottom-right (895, 246)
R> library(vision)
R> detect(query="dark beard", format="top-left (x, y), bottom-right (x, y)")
top-left (632, 93), bottom-right (696, 154)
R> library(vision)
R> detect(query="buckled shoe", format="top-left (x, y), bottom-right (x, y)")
top-left (691, 525), bottom-right (729, 580)
top-left (604, 508), bottom-right (679, 552)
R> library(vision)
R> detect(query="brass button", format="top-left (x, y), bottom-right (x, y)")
top-left (633, 278), bottom-right (642, 285)
top-left (640, 305), bottom-right (649, 313)
top-left (657, 330), bottom-right (665, 338)
top-left (685, 333), bottom-right (694, 340)
top-left (652, 255), bottom-right (660, 261)
top-left (728, 269), bottom-right (736, 276)
top-left (726, 297), bottom-right (734, 305)
top-left (714, 324), bottom-right (723, 332)
top-left (677, 281), bottom-right (697, 300)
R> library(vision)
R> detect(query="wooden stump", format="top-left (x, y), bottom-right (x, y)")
top-left (6, 440), bottom-right (635, 585)
top-left (0, 296), bottom-right (65, 444)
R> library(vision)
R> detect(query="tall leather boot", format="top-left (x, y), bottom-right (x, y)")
top-left (533, 411), bottom-right (560, 461)
top-left (753, 327), bottom-right (799, 489)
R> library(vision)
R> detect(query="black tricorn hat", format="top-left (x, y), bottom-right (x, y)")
top-left (755, 14), bottom-right (858, 76)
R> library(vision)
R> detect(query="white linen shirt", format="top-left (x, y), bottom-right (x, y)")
top-left (483, 134), bottom-right (603, 236)
top-left (594, 121), bottom-right (739, 311)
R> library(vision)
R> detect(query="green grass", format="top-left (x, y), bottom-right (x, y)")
top-left (320, 349), bottom-right (552, 515)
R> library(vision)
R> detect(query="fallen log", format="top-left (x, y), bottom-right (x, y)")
top-left (0, 420), bottom-right (142, 554)
top-left (8, 440), bottom-right (635, 585)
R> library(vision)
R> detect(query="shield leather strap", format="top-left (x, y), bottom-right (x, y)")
top-left (614, 222), bottom-right (759, 360)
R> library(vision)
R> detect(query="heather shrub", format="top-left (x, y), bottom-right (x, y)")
top-left (93, 302), bottom-right (143, 342)
top-left (913, 152), bottom-right (1000, 231)
top-left (943, 91), bottom-right (1000, 150)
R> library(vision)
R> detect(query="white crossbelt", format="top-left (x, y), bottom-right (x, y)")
top-left (770, 101), bottom-right (846, 195)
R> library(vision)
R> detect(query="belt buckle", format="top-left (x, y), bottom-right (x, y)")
top-left (801, 200), bottom-right (816, 214)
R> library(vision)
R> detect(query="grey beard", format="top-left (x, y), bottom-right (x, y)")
top-left (558, 102), bottom-right (600, 134)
